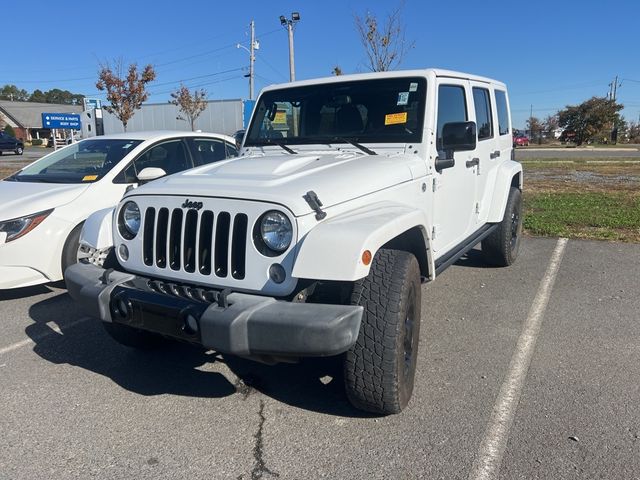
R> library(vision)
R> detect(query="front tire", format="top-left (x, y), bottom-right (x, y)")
top-left (482, 187), bottom-right (523, 266)
top-left (61, 223), bottom-right (83, 276)
top-left (343, 249), bottom-right (422, 415)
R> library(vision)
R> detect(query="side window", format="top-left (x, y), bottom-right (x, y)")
top-left (436, 85), bottom-right (468, 149)
top-left (190, 138), bottom-right (234, 166)
top-left (495, 90), bottom-right (510, 136)
top-left (115, 139), bottom-right (191, 183)
top-left (473, 87), bottom-right (493, 140)
top-left (225, 142), bottom-right (238, 157)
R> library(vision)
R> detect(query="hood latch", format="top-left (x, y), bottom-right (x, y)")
top-left (303, 191), bottom-right (327, 221)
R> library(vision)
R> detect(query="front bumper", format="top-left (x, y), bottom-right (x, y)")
top-left (0, 265), bottom-right (50, 289)
top-left (65, 263), bottom-right (363, 358)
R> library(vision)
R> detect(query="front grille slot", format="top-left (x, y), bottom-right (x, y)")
top-left (143, 208), bottom-right (155, 266)
top-left (198, 211), bottom-right (214, 275)
top-left (140, 204), bottom-right (248, 281)
top-left (169, 209), bottom-right (183, 270)
top-left (183, 210), bottom-right (198, 273)
top-left (231, 214), bottom-right (248, 279)
top-left (155, 208), bottom-right (169, 268)
top-left (214, 212), bottom-right (231, 277)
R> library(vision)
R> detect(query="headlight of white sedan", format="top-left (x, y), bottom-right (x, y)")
top-left (117, 201), bottom-right (141, 240)
top-left (0, 209), bottom-right (53, 243)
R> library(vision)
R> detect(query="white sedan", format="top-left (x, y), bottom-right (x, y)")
top-left (0, 131), bottom-right (238, 289)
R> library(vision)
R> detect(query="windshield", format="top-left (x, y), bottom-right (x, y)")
top-left (245, 77), bottom-right (427, 147)
top-left (10, 139), bottom-right (142, 184)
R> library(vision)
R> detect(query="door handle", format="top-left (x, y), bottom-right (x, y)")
top-left (490, 150), bottom-right (501, 159)
top-left (466, 158), bottom-right (479, 168)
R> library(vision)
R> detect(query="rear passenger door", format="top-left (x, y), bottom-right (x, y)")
top-left (469, 82), bottom-right (500, 227)
top-left (187, 137), bottom-right (237, 166)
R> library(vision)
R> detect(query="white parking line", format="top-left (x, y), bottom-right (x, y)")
top-left (468, 237), bottom-right (568, 480)
top-left (0, 317), bottom-right (90, 355)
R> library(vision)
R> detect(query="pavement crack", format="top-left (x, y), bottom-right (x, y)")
top-left (251, 399), bottom-right (279, 480)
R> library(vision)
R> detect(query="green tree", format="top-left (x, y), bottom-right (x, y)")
top-left (0, 84), bottom-right (28, 101)
top-left (354, 1), bottom-right (414, 71)
top-left (96, 60), bottom-right (156, 131)
top-left (557, 97), bottom-right (623, 146)
top-left (4, 125), bottom-right (16, 137)
top-left (169, 85), bottom-right (208, 131)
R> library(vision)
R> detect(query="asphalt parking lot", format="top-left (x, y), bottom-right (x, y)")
top-left (1, 237), bottom-right (639, 479)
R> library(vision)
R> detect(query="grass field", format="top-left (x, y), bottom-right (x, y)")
top-left (522, 157), bottom-right (640, 242)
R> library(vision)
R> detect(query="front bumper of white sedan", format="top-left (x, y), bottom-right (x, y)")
top-left (0, 214), bottom-right (72, 289)
top-left (0, 265), bottom-right (50, 289)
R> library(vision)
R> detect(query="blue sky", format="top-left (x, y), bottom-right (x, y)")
top-left (3, 0), bottom-right (640, 129)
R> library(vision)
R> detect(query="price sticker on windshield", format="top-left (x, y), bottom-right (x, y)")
top-left (385, 112), bottom-right (408, 125)
top-left (273, 111), bottom-right (287, 124)
top-left (82, 175), bottom-right (98, 181)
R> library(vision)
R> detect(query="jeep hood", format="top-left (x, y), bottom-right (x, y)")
top-left (129, 152), bottom-right (427, 216)
top-left (0, 180), bottom-right (88, 221)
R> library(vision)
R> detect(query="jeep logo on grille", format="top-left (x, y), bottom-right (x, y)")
top-left (181, 199), bottom-right (203, 210)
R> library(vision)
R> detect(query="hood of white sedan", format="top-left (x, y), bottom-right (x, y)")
top-left (127, 151), bottom-right (427, 216)
top-left (0, 180), bottom-right (89, 221)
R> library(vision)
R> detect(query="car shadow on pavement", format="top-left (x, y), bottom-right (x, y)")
top-left (0, 284), bottom-right (53, 301)
top-left (454, 247), bottom-right (493, 269)
top-left (223, 355), bottom-right (373, 418)
top-left (25, 291), bottom-right (370, 417)
top-left (26, 292), bottom-right (236, 399)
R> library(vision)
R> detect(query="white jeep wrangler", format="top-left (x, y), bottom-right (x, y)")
top-left (66, 69), bottom-right (522, 415)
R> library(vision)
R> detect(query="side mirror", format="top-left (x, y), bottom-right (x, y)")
top-left (442, 121), bottom-right (477, 152)
top-left (137, 167), bottom-right (166, 184)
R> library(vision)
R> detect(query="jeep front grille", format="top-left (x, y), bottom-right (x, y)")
top-left (142, 207), bottom-right (248, 280)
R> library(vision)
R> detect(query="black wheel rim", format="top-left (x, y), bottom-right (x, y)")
top-left (510, 210), bottom-right (520, 250)
top-left (403, 288), bottom-right (416, 381)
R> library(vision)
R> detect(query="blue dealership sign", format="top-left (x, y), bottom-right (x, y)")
top-left (41, 113), bottom-right (81, 129)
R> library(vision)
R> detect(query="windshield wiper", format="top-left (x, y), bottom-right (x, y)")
top-left (252, 138), bottom-right (297, 154)
top-left (309, 136), bottom-right (377, 155)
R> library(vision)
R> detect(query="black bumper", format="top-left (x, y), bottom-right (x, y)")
top-left (65, 263), bottom-right (363, 358)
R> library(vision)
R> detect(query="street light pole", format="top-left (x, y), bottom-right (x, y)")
top-left (280, 12), bottom-right (300, 82)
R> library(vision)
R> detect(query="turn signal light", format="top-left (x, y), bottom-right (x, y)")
top-left (362, 250), bottom-right (372, 266)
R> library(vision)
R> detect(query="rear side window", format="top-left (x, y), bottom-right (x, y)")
top-left (495, 90), bottom-right (510, 136)
top-left (436, 85), bottom-right (467, 150)
top-left (190, 138), bottom-right (237, 166)
top-left (472, 87), bottom-right (493, 140)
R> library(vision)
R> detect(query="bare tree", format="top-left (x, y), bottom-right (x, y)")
top-left (170, 85), bottom-right (208, 131)
top-left (354, 2), bottom-right (414, 72)
top-left (332, 66), bottom-right (343, 76)
top-left (96, 60), bottom-right (156, 132)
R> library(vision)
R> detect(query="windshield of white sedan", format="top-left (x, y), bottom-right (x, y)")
top-left (245, 77), bottom-right (427, 147)
top-left (9, 139), bottom-right (142, 183)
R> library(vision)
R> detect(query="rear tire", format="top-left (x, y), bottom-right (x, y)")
top-left (343, 249), bottom-right (421, 415)
top-left (15, 146), bottom-right (23, 155)
top-left (102, 322), bottom-right (168, 350)
top-left (482, 187), bottom-right (523, 266)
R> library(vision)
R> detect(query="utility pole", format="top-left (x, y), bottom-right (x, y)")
top-left (249, 20), bottom-right (256, 99)
top-left (279, 12), bottom-right (300, 82)
top-left (237, 21), bottom-right (259, 100)
top-left (612, 74), bottom-right (619, 101)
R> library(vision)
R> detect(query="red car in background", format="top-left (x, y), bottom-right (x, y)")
top-left (513, 134), bottom-right (530, 147)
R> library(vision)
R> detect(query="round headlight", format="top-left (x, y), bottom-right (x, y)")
top-left (259, 210), bottom-right (292, 253)
top-left (118, 201), bottom-right (140, 239)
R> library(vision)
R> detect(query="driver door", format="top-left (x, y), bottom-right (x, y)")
top-left (432, 79), bottom-right (478, 255)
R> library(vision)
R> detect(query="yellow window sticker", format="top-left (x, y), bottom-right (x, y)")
top-left (82, 175), bottom-right (98, 181)
top-left (273, 111), bottom-right (287, 124)
top-left (385, 112), bottom-right (408, 125)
